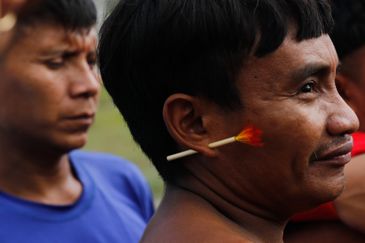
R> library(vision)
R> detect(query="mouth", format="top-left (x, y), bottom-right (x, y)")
top-left (61, 113), bottom-right (95, 131)
top-left (311, 140), bottom-right (353, 166)
top-left (68, 113), bottom-right (95, 119)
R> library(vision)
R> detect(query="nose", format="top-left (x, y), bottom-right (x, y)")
top-left (327, 94), bottom-right (359, 136)
top-left (69, 63), bottom-right (100, 99)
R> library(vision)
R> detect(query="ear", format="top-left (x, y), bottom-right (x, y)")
top-left (163, 94), bottom-right (217, 158)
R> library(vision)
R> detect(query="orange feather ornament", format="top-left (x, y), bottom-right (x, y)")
top-left (167, 125), bottom-right (263, 161)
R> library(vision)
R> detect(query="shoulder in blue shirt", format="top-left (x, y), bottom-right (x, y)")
top-left (0, 150), bottom-right (154, 243)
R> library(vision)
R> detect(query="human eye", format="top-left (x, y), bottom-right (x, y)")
top-left (45, 58), bottom-right (64, 70)
top-left (299, 80), bottom-right (317, 93)
top-left (87, 52), bottom-right (97, 68)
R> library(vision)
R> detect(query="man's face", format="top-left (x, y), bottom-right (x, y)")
top-left (0, 23), bottom-right (99, 152)
top-left (340, 46), bottom-right (365, 132)
top-left (206, 33), bottom-right (359, 217)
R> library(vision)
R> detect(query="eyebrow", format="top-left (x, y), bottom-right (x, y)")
top-left (291, 63), bottom-right (340, 82)
top-left (39, 49), bottom-right (72, 57)
top-left (40, 49), bottom-right (95, 58)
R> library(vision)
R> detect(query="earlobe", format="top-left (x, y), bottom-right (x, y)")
top-left (163, 94), bottom-right (217, 158)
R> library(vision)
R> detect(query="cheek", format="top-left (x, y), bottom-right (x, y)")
top-left (249, 103), bottom-right (324, 164)
top-left (5, 75), bottom-right (64, 117)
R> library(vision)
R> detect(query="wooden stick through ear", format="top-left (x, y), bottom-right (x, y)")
top-left (166, 125), bottom-right (263, 161)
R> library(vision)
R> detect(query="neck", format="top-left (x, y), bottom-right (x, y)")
top-left (0, 138), bottom-right (82, 205)
top-left (174, 170), bottom-right (286, 243)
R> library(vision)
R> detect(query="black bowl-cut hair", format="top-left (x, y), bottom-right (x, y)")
top-left (17, 0), bottom-right (97, 31)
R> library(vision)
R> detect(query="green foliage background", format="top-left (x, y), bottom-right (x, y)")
top-left (89, 0), bottom-right (163, 203)
top-left (84, 88), bottom-right (163, 203)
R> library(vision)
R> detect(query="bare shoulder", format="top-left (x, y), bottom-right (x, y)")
top-left (141, 217), bottom-right (253, 243)
top-left (335, 153), bottom-right (365, 232)
top-left (140, 193), bottom-right (254, 243)
top-left (340, 153), bottom-right (365, 192)
top-left (345, 153), bottom-right (365, 175)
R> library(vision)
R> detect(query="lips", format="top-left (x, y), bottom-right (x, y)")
top-left (61, 112), bottom-right (95, 131)
top-left (68, 113), bottom-right (95, 120)
top-left (312, 140), bottom-right (353, 166)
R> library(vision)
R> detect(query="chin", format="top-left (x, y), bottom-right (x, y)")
top-left (54, 134), bottom-right (88, 152)
top-left (290, 174), bottom-right (345, 215)
top-left (307, 163), bottom-right (346, 198)
top-left (324, 177), bottom-right (346, 200)
top-left (305, 175), bottom-right (346, 208)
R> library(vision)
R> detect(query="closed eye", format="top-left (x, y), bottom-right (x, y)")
top-left (45, 59), bottom-right (64, 69)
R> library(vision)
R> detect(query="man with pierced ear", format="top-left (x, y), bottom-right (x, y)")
top-left (0, 0), bottom-right (153, 242)
top-left (99, 0), bottom-right (359, 242)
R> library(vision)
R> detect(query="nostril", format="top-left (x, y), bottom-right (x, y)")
top-left (327, 106), bottom-right (360, 136)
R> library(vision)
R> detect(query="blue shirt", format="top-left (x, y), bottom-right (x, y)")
top-left (0, 150), bottom-right (154, 243)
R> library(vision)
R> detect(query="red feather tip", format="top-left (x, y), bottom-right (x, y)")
top-left (235, 125), bottom-right (263, 146)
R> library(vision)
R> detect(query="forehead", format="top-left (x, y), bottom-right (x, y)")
top-left (13, 24), bottom-right (97, 53)
top-left (239, 33), bottom-right (338, 90)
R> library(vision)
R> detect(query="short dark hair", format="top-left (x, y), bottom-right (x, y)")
top-left (99, 0), bottom-right (333, 182)
top-left (17, 0), bottom-right (97, 30)
top-left (330, 0), bottom-right (365, 59)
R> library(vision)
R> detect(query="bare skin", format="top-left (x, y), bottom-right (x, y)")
top-left (142, 30), bottom-right (358, 242)
top-left (324, 46), bottom-right (365, 234)
top-left (0, 23), bottom-right (99, 205)
top-left (285, 45), bottom-right (365, 242)
top-left (0, 147), bottom-right (81, 205)
top-left (336, 154), bottom-right (365, 231)
top-left (332, 46), bottom-right (365, 232)
top-left (142, 184), bottom-right (284, 243)
top-left (285, 155), bottom-right (365, 243)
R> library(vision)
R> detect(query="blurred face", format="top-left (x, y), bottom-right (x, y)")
top-left (340, 46), bottom-right (365, 132)
top-left (206, 33), bottom-right (359, 217)
top-left (0, 23), bottom-right (99, 152)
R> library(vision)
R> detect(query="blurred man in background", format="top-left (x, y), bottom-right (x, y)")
top-left (0, 0), bottom-right (153, 242)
